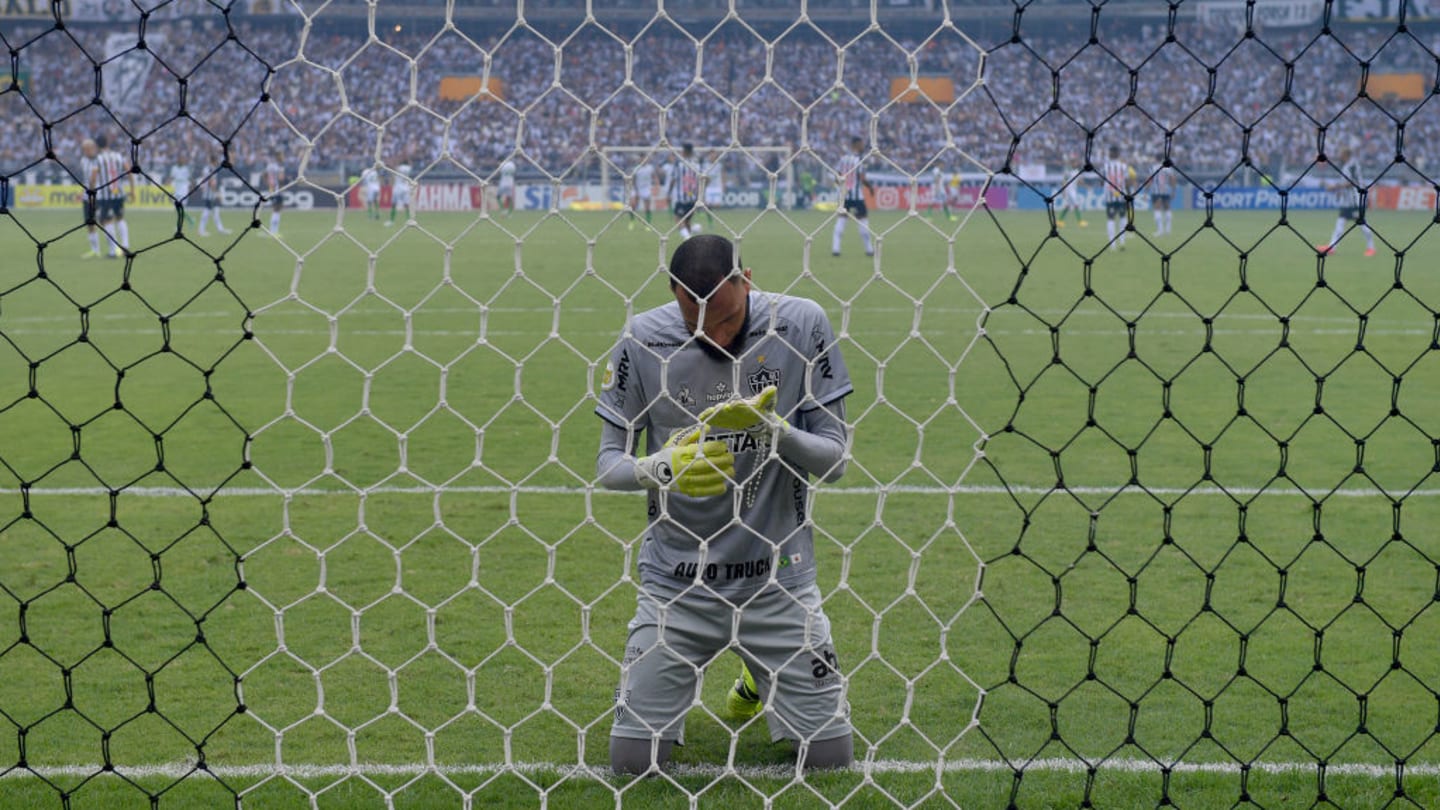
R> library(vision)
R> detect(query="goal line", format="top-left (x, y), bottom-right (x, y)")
top-left (4, 485), bottom-right (1435, 499)
top-left (4, 757), bottom-right (1435, 781)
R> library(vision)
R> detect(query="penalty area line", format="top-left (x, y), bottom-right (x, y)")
top-left (0, 758), bottom-right (1434, 781)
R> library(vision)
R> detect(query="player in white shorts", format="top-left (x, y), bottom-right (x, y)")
top-left (596, 234), bottom-right (855, 774)
top-left (1057, 165), bottom-right (1087, 228)
top-left (498, 158), bottom-right (516, 216)
top-left (660, 160), bottom-right (674, 215)
top-left (264, 155), bottom-right (285, 237)
top-left (930, 165), bottom-right (953, 221)
top-left (361, 166), bottom-right (381, 220)
top-left (630, 160), bottom-right (656, 229)
top-left (80, 139), bottom-right (102, 258)
top-left (701, 150), bottom-right (723, 227)
top-left (1148, 157), bottom-right (1177, 237)
top-left (386, 164), bottom-right (413, 226)
top-left (197, 173), bottom-right (231, 237)
top-left (170, 161), bottom-right (196, 233)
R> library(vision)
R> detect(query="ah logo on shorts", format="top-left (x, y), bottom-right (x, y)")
top-left (747, 365), bottom-right (781, 394)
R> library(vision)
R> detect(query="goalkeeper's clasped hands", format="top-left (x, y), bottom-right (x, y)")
top-left (632, 385), bottom-right (786, 497)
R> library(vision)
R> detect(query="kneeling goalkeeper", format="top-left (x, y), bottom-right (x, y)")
top-left (595, 235), bottom-right (855, 774)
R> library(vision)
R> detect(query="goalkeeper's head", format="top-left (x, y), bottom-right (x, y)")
top-left (669, 234), bottom-right (752, 362)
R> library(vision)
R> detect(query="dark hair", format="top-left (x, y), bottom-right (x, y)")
top-left (682, 142), bottom-right (694, 153)
top-left (668, 234), bottom-right (741, 302)
top-left (95, 134), bottom-right (108, 149)
top-left (1108, 145), bottom-right (1119, 158)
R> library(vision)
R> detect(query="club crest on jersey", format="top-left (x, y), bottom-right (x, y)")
top-left (747, 365), bottom-right (782, 394)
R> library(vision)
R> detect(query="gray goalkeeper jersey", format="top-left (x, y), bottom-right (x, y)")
top-left (596, 291), bottom-right (852, 600)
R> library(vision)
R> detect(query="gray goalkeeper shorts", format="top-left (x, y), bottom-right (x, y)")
top-left (611, 582), bottom-right (852, 745)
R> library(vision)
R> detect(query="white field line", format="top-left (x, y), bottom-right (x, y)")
top-left (2, 757), bottom-right (1435, 781)
top-left (2, 484), bottom-right (1433, 499)
top-left (0, 305), bottom-right (1378, 321)
top-left (2, 326), bottom-right (1431, 341)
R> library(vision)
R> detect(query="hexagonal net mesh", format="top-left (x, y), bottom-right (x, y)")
top-left (3, 0), bottom-right (1440, 807)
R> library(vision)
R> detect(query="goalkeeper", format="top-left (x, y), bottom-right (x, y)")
top-left (595, 235), bottom-right (855, 775)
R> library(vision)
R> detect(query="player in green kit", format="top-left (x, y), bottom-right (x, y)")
top-left (596, 235), bottom-right (855, 774)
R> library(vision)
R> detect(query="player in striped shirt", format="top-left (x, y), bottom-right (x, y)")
top-left (669, 143), bottom-right (702, 239)
top-left (831, 136), bottom-right (873, 258)
top-left (1317, 149), bottom-right (1377, 257)
top-left (265, 155), bottom-right (285, 237)
top-left (1102, 146), bottom-right (1134, 251)
top-left (91, 135), bottom-right (134, 259)
top-left (171, 161), bottom-right (197, 234)
top-left (197, 173), bottom-right (231, 237)
top-left (1149, 158), bottom-right (1177, 237)
top-left (80, 139), bottom-right (103, 259)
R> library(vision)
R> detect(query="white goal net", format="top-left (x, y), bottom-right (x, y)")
top-left (3, 0), bottom-right (1439, 808)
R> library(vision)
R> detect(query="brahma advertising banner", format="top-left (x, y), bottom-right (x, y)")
top-left (347, 183), bottom-right (487, 211)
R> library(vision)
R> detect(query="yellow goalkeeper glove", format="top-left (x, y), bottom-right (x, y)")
top-left (698, 385), bottom-right (789, 439)
top-left (633, 427), bottom-right (735, 497)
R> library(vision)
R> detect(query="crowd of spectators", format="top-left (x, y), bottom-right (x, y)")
top-left (2, 13), bottom-right (1438, 190)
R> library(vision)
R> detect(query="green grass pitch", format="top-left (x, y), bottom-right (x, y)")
top-left (0, 202), bottom-right (1438, 808)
